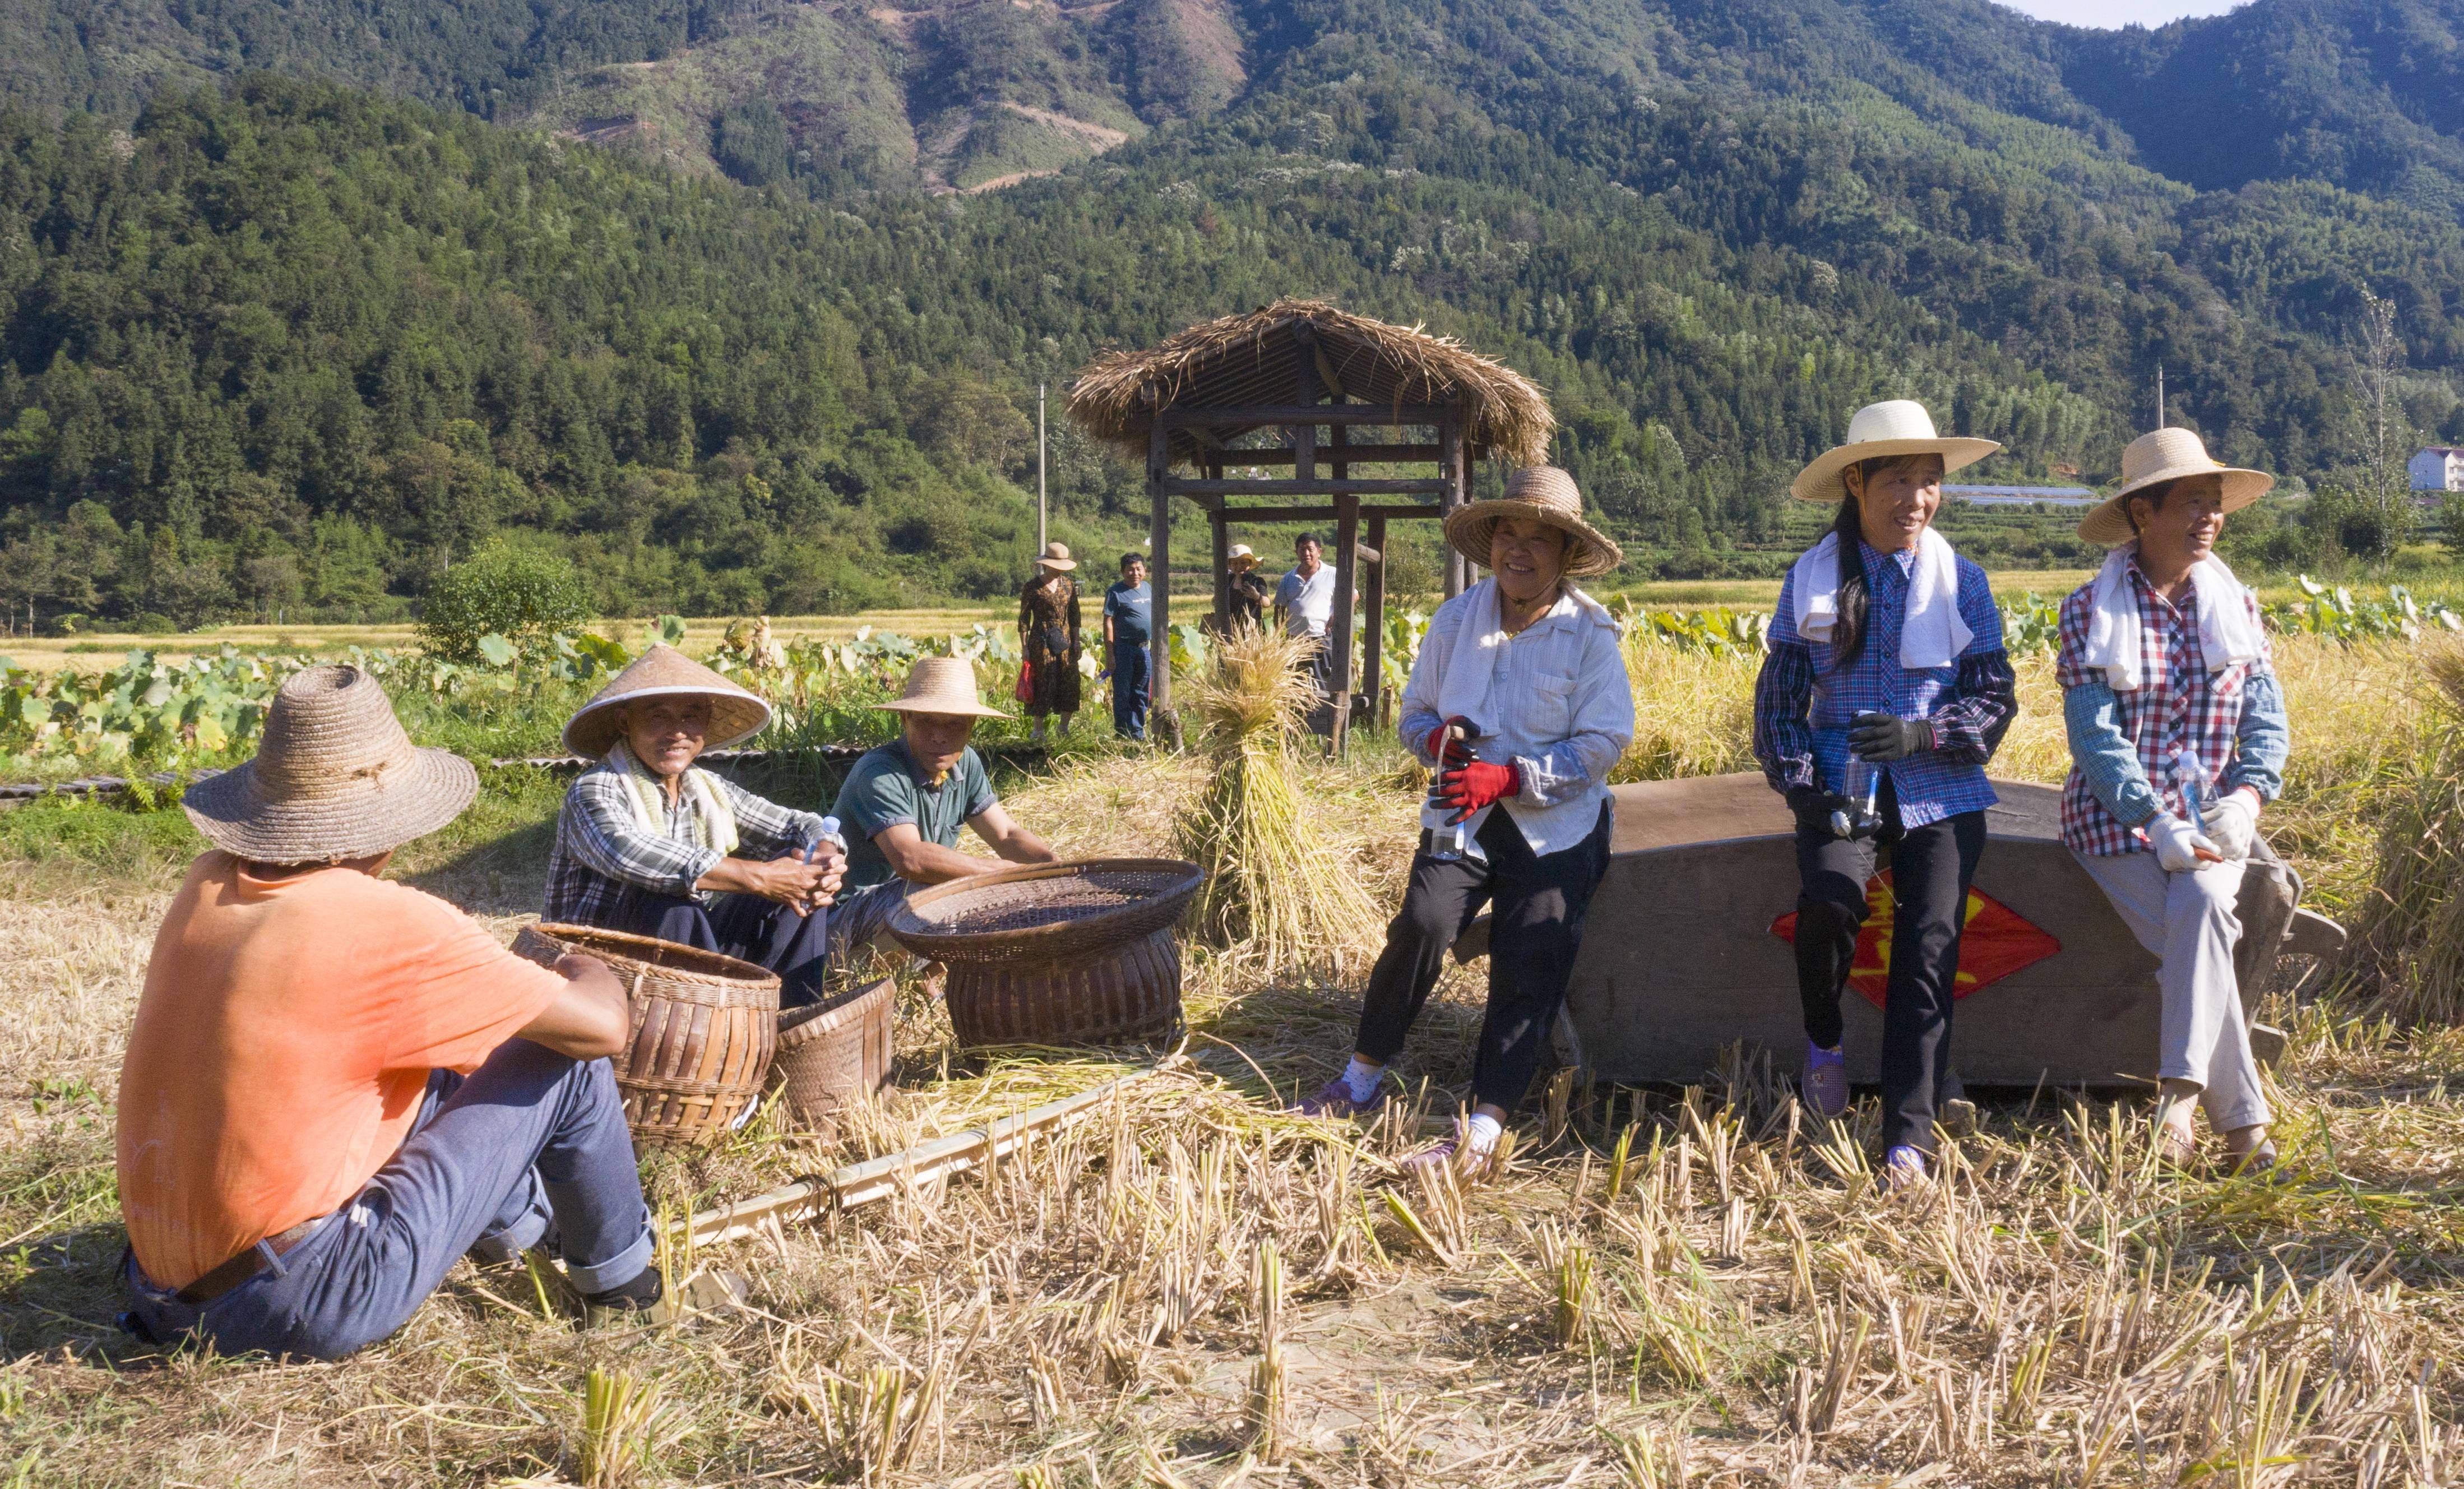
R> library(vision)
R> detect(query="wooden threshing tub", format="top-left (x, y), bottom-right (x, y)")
top-left (1455, 774), bottom-right (2345, 1090)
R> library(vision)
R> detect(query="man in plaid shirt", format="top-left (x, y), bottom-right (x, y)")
top-left (2058, 428), bottom-right (2289, 1175)
top-left (545, 647), bottom-right (845, 1008)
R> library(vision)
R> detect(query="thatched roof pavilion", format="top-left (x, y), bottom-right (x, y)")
top-left (1066, 299), bottom-right (1555, 748)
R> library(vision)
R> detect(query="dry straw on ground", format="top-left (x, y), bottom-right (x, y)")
top-left (3, 629), bottom-right (2463, 1485)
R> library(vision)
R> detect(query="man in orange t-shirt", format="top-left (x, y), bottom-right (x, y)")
top-left (119, 665), bottom-right (659, 1359)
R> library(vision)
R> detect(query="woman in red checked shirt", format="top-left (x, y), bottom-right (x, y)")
top-left (1287, 468), bottom-right (1633, 1174)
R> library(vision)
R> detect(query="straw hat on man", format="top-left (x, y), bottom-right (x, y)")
top-left (826, 656), bottom-right (1055, 963)
top-left (123, 664), bottom-right (668, 1361)
top-left (1290, 464), bottom-right (1634, 1180)
top-left (544, 642), bottom-right (846, 1007)
top-left (2054, 423), bottom-right (2286, 1178)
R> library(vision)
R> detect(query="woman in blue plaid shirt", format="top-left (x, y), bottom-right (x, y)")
top-left (1753, 401), bottom-right (2018, 1187)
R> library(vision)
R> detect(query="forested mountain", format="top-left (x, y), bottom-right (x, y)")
top-left (3, 0), bottom-right (2463, 624)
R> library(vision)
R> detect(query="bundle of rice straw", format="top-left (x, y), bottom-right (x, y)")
top-left (1173, 626), bottom-right (1385, 976)
top-left (2338, 638), bottom-right (2464, 1023)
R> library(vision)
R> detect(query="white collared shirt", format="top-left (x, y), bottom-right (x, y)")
top-left (1398, 579), bottom-right (1634, 859)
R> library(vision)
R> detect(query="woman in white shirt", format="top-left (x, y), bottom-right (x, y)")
top-left (1290, 467), bottom-right (1634, 1172)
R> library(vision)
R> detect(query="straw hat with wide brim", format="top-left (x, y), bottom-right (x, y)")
top-left (1227, 544), bottom-right (1259, 570)
top-left (873, 655), bottom-right (1011, 719)
top-left (1789, 400), bottom-right (2000, 503)
top-left (1444, 466), bottom-right (1625, 579)
top-left (182, 664), bottom-right (478, 863)
top-left (562, 645), bottom-right (774, 759)
top-left (2077, 427), bottom-right (2275, 547)
top-left (1035, 542), bottom-right (1077, 573)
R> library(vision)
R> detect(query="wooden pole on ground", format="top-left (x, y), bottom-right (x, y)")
top-left (1363, 512), bottom-right (1387, 727)
top-left (1441, 415), bottom-right (1466, 599)
top-left (1330, 423), bottom-right (1358, 756)
top-left (1209, 455), bottom-right (1231, 635)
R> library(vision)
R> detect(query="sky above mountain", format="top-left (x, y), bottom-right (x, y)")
top-left (2001, 0), bottom-right (2248, 25)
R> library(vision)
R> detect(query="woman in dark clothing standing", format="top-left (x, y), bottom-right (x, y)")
top-left (1753, 400), bottom-right (2018, 1190)
top-left (1018, 542), bottom-right (1083, 742)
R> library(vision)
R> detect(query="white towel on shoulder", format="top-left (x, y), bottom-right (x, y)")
top-left (1432, 579), bottom-right (1613, 737)
top-left (1790, 528), bottom-right (1972, 669)
top-left (2081, 543), bottom-right (2260, 692)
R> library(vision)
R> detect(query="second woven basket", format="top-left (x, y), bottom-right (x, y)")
top-left (772, 977), bottom-right (896, 1133)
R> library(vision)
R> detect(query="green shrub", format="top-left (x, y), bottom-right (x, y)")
top-left (416, 549), bottom-right (591, 662)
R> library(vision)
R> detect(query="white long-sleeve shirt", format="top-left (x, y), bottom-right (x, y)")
top-left (1398, 579), bottom-right (1634, 859)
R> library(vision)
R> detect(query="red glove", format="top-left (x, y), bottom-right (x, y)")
top-left (1437, 760), bottom-right (1520, 822)
top-left (1424, 715), bottom-right (1475, 766)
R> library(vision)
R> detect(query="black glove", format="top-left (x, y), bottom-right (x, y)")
top-left (1786, 785), bottom-right (1852, 838)
top-left (1848, 711), bottom-right (1934, 762)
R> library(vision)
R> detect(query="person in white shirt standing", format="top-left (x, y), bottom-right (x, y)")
top-left (1275, 533), bottom-right (1339, 698)
top-left (1290, 468), bottom-right (1634, 1173)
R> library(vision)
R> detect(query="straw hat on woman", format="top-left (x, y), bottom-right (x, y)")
top-left (1754, 399), bottom-right (2017, 1191)
top-left (543, 644), bottom-right (847, 1007)
top-left (1020, 543), bottom-right (1083, 741)
top-left (1293, 465), bottom-right (1634, 1178)
top-left (2054, 426), bottom-right (2285, 1177)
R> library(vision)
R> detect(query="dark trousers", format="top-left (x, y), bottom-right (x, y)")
top-left (1793, 779), bottom-right (1986, 1153)
top-left (124, 1040), bottom-right (650, 1361)
top-left (1111, 639), bottom-right (1150, 739)
top-left (603, 854), bottom-right (833, 1008)
top-left (1355, 802), bottom-right (1613, 1112)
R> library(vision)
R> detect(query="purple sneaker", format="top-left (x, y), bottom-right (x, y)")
top-left (1882, 1145), bottom-right (1929, 1190)
top-left (1801, 1042), bottom-right (1849, 1120)
top-left (1290, 1077), bottom-right (1385, 1120)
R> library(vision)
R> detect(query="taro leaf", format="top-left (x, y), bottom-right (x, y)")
top-left (193, 713), bottom-right (229, 753)
top-left (142, 679), bottom-right (173, 708)
top-left (476, 633), bottom-right (517, 667)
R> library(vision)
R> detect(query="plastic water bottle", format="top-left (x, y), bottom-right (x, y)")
top-left (816, 814), bottom-right (847, 853)
top-left (1839, 758), bottom-right (1882, 839)
top-left (1425, 721), bottom-right (1481, 861)
top-left (2169, 751), bottom-right (2207, 837)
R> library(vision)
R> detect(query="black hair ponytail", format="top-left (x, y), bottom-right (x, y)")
top-left (1828, 487), bottom-right (1871, 668)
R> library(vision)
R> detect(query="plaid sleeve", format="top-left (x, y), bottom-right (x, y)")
top-left (563, 770), bottom-right (719, 899)
top-left (2223, 666), bottom-right (2289, 803)
top-left (719, 775), bottom-right (826, 859)
top-left (1752, 640), bottom-right (1819, 796)
top-left (2053, 585), bottom-right (2099, 689)
top-left (1930, 649), bottom-right (2016, 765)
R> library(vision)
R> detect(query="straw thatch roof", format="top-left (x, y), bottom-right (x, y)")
top-left (1067, 299), bottom-right (1554, 467)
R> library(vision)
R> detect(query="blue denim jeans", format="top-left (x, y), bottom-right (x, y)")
top-left (122, 1038), bottom-right (652, 1361)
top-left (1111, 640), bottom-right (1150, 740)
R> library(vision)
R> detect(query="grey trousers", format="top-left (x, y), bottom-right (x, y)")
top-left (2073, 849), bottom-right (2271, 1132)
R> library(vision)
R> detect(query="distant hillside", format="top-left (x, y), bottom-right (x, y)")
top-left (4, 0), bottom-right (2464, 623)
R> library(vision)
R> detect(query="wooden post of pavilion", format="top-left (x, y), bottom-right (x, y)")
top-left (1070, 300), bottom-right (1553, 749)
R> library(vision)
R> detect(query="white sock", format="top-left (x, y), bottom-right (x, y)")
top-left (1463, 1112), bottom-right (1503, 1156)
top-left (1340, 1057), bottom-right (1383, 1103)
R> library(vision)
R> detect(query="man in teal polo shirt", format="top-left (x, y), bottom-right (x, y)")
top-left (828, 656), bottom-right (1058, 963)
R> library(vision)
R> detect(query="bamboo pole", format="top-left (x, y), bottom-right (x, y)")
top-left (689, 1070), bottom-right (1153, 1247)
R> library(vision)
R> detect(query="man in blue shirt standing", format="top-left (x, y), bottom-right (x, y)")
top-left (1103, 553), bottom-right (1153, 741)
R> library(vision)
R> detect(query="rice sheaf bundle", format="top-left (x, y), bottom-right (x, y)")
top-left (2339, 637), bottom-right (2464, 1023)
top-left (1173, 625), bottom-right (1384, 975)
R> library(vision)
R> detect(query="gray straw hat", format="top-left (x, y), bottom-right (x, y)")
top-left (183, 664), bottom-right (478, 863)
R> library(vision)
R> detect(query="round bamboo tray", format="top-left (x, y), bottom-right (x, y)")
top-left (888, 858), bottom-right (1201, 1048)
top-left (772, 976), bottom-right (896, 1133)
top-left (512, 922), bottom-right (779, 1148)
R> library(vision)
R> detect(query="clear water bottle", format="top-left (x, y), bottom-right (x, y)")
top-left (1838, 758), bottom-right (1883, 839)
top-left (1425, 720), bottom-right (1481, 862)
top-left (2168, 751), bottom-right (2207, 836)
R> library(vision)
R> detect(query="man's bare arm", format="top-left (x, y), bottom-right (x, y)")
top-left (969, 803), bottom-right (1057, 866)
top-left (516, 953), bottom-right (631, 1060)
top-left (876, 821), bottom-right (998, 885)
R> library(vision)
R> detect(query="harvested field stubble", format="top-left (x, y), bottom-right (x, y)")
top-left (1, 635), bottom-right (2462, 1483)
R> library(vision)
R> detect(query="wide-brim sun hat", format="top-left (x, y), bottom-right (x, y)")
top-left (2077, 427), bottom-right (2275, 547)
top-left (1443, 465), bottom-right (1625, 579)
top-left (183, 664), bottom-right (478, 863)
top-left (1789, 399), bottom-right (2000, 503)
top-left (1035, 541), bottom-right (1077, 573)
top-left (562, 645), bottom-right (774, 759)
top-left (1228, 544), bottom-right (1258, 570)
top-left (873, 655), bottom-right (1012, 719)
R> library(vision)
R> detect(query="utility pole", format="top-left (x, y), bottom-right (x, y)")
top-left (1037, 382), bottom-right (1048, 553)
top-left (2156, 364), bottom-right (2165, 428)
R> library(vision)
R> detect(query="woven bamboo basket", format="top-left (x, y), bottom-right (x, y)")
top-left (512, 922), bottom-right (779, 1148)
top-left (888, 858), bottom-right (1200, 1048)
top-left (772, 976), bottom-right (896, 1133)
